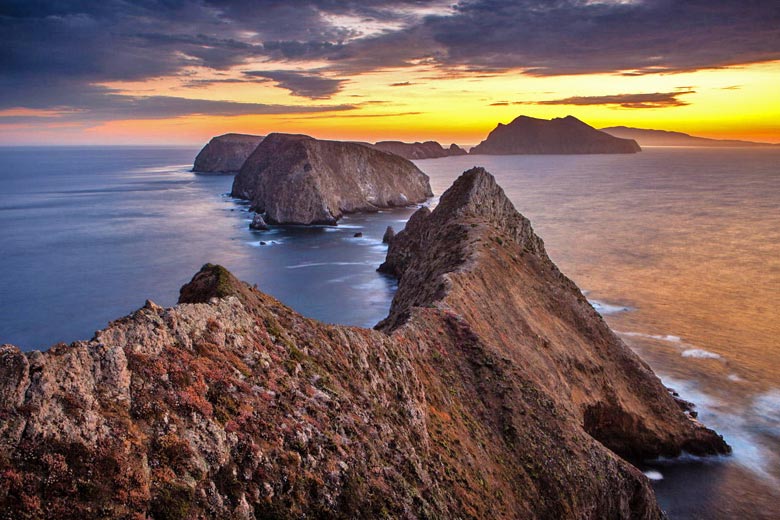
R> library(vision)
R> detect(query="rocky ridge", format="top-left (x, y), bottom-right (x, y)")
top-left (0, 168), bottom-right (728, 519)
top-left (471, 115), bottom-right (641, 154)
top-left (372, 141), bottom-right (468, 159)
top-left (231, 133), bottom-right (433, 225)
top-left (193, 134), bottom-right (264, 173)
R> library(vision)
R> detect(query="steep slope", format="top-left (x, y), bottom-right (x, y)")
top-left (471, 115), bottom-right (641, 154)
top-left (0, 170), bottom-right (727, 519)
top-left (232, 133), bottom-right (433, 225)
top-left (373, 141), bottom-right (468, 159)
top-left (601, 126), bottom-right (780, 147)
top-left (193, 134), bottom-right (264, 173)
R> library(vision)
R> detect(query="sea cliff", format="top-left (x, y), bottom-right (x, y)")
top-left (231, 133), bottom-right (433, 225)
top-left (0, 168), bottom-right (727, 519)
top-left (193, 134), bottom-right (264, 173)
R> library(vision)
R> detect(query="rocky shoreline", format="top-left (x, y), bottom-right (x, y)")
top-left (0, 168), bottom-right (728, 519)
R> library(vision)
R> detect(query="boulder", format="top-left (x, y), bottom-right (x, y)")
top-left (249, 213), bottom-right (268, 230)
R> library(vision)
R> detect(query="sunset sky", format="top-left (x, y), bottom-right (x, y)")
top-left (1, 0), bottom-right (779, 146)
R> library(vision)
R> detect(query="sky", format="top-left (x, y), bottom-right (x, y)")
top-left (1, 0), bottom-right (779, 146)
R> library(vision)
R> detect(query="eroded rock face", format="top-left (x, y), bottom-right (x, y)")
top-left (471, 115), bottom-right (641, 155)
top-left (373, 140), bottom-right (467, 159)
top-left (232, 134), bottom-right (433, 225)
top-left (193, 133), bottom-right (264, 173)
top-left (0, 168), bottom-right (727, 519)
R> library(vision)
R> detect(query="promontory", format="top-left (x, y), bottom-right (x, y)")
top-left (471, 115), bottom-right (641, 154)
top-left (0, 167), bottom-right (727, 519)
top-left (231, 133), bottom-right (433, 225)
top-left (193, 133), bottom-right (264, 173)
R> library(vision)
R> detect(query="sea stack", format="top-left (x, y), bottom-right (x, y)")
top-left (471, 115), bottom-right (641, 154)
top-left (0, 168), bottom-right (727, 519)
top-left (373, 140), bottom-right (468, 159)
top-left (231, 133), bottom-right (433, 225)
top-left (193, 133), bottom-right (264, 173)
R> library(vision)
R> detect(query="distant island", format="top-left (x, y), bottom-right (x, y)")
top-left (231, 133), bottom-right (433, 225)
top-left (471, 115), bottom-right (641, 155)
top-left (192, 133), bottom-right (264, 173)
top-left (372, 140), bottom-right (467, 159)
top-left (601, 126), bottom-right (780, 147)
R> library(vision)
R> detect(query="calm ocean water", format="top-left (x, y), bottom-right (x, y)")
top-left (0, 146), bottom-right (778, 518)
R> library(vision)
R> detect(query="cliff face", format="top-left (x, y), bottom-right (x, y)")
top-left (471, 115), bottom-right (641, 155)
top-left (231, 134), bottom-right (433, 225)
top-left (373, 141), bottom-right (468, 159)
top-left (0, 169), bottom-right (727, 519)
top-left (193, 134), bottom-right (264, 173)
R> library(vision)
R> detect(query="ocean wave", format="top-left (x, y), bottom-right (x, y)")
top-left (589, 299), bottom-right (632, 315)
top-left (618, 331), bottom-right (682, 343)
top-left (286, 261), bottom-right (376, 269)
top-left (643, 470), bottom-right (664, 481)
top-left (681, 349), bottom-right (722, 359)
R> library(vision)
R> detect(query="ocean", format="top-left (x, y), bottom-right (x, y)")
top-left (0, 146), bottom-right (778, 518)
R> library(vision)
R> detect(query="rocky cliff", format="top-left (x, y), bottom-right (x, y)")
top-left (373, 141), bottom-right (468, 159)
top-left (231, 133), bottom-right (433, 225)
top-left (0, 168), bottom-right (727, 519)
top-left (471, 115), bottom-right (641, 154)
top-left (193, 134), bottom-right (264, 173)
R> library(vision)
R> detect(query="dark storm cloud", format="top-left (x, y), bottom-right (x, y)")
top-left (533, 91), bottom-right (695, 109)
top-left (1, 0), bottom-right (778, 119)
top-left (243, 71), bottom-right (346, 98)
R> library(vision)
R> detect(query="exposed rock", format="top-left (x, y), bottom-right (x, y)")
top-left (373, 140), bottom-right (468, 159)
top-left (601, 126), bottom-right (780, 147)
top-left (382, 225), bottom-right (396, 244)
top-left (0, 168), bottom-right (728, 519)
top-left (193, 133), bottom-right (264, 173)
top-left (249, 213), bottom-right (268, 231)
top-left (471, 115), bottom-right (641, 155)
top-left (232, 133), bottom-right (433, 225)
top-left (353, 232), bottom-right (363, 238)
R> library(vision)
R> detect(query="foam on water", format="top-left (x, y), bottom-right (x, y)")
top-left (644, 470), bottom-right (664, 481)
top-left (588, 299), bottom-right (632, 315)
top-left (681, 349), bottom-right (722, 359)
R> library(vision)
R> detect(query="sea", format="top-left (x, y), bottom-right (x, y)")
top-left (0, 145), bottom-right (778, 518)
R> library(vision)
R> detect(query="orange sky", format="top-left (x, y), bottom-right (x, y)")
top-left (2, 2), bottom-right (779, 147)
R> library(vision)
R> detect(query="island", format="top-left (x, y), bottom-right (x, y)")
top-left (372, 140), bottom-right (468, 159)
top-left (601, 126), bottom-right (780, 147)
top-left (471, 115), bottom-right (641, 154)
top-left (231, 133), bottom-right (433, 225)
top-left (0, 168), bottom-right (727, 519)
top-left (192, 133), bottom-right (264, 173)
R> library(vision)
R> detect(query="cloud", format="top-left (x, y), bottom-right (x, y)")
top-left (1, 0), bottom-right (778, 124)
top-left (389, 81), bottom-right (415, 87)
top-left (243, 70), bottom-right (345, 99)
top-left (533, 91), bottom-right (695, 109)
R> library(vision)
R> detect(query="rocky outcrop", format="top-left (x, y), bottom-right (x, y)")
top-left (372, 140), bottom-right (468, 159)
top-left (193, 133), bottom-right (264, 173)
top-left (382, 225), bottom-right (395, 244)
top-left (601, 126), bottom-right (780, 147)
top-left (0, 169), bottom-right (727, 519)
top-left (232, 133), bottom-right (433, 225)
top-left (249, 213), bottom-right (268, 231)
top-left (471, 115), bottom-right (641, 154)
